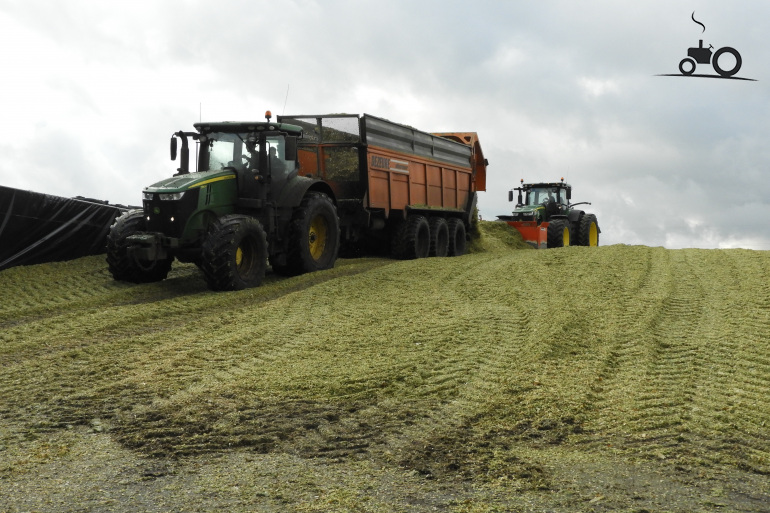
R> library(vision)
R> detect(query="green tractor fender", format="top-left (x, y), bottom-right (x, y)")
top-left (276, 175), bottom-right (337, 209)
top-left (568, 209), bottom-right (583, 226)
top-left (180, 208), bottom-right (220, 241)
top-left (567, 209), bottom-right (585, 223)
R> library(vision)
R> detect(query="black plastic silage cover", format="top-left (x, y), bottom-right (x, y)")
top-left (0, 186), bottom-right (129, 271)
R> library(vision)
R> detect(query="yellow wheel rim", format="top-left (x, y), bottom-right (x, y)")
top-left (563, 226), bottom-right (570, 247)
top-left (308, 215), bottom-right (328, 261)
top-left (236, 246), bottom-right (243, 267)
top-left (589, 222), bottom-right (598, 246)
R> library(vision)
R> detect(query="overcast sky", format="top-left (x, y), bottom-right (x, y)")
top-left (1, 1), bottom-right (768, 249)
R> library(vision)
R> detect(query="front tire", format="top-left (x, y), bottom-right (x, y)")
top-left (679, 57), bottom-right (696, 75)
top-left (547, 219), bottom-right (570, 248)
top-left (106, 210), bottom-right (172, 283)
top-left (200, 215), bottom-right (267, 291)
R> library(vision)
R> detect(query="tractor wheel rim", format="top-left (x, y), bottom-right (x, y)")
top-left (563, 227), bottom-right (570, 246)
top-left (236, 247), bottom-right (244, 267)
top-left (589, 223), bottom-right (598, 246)
top-left (308, 215), bottom-right (328, 261)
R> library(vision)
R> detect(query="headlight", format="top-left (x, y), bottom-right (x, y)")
top-left (142, 192), bottom-right (154, 201)
top-left (159, 192), bottom-right (185, 201)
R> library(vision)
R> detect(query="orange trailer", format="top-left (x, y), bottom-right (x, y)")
top-left (279, 114), bottom-right (487, 258)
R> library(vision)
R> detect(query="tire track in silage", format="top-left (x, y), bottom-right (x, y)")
top-left (3, 258), bottom-right (399, 455)
top-left (291, 253), bottom-right (535, 474)
top-left (625, 251), bottom-right (704, 443)
top-left (686, 250), bottom-right (770, 474)
top-left (579, 246), bottom-right (666, 440)
top-left (114, 255), bottom-right (508, 459)
top-left (379, 253), bottom-right (537, 479)
top-left (581, 248), bottom-right (706, 458)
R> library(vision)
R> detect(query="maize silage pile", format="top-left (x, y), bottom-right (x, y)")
top-left (1, 222), bottom-right (769, 512)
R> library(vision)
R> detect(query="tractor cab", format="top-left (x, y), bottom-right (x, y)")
top-left (505, 178), bottom-right (572, 224)
top-left (522, 183), bottom-right (570, 219)
top-left (191, 121), bottom-right (302, 207)
top-left (153, 113), bottom-right (304, 233)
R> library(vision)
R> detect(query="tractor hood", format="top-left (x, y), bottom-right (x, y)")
top-left (507, 204), bottom-right (544, 220)
top-left (512, 205), bottom-right (543, 214)
top-left (143, 169), bottom-right (236, 194)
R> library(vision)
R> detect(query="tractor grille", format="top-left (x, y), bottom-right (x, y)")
top-left (143, 189), bottom-right (200, 238)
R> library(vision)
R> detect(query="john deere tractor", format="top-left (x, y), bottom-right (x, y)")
top-left (106, 111), bottom-right (339, 291)
top-left (497, 178), bottom-right (599, 249)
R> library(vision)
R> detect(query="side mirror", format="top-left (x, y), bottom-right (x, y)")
top-left (172, 131), bottom-right (190, 175)
top-left (508, 190), bottom-right (513, 202)
top-left (566, 188), bottom-right (571, 201)
top-left (285, 136), bottom-right (298, 161)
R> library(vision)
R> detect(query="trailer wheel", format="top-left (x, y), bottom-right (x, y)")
top-left (278, 192), bottom-right (340, 276)
top-left (392, 215), bottom-right (430, 260)
top-left (447, 218), bottom-right (467, 257)
top-left (577, 214), bottom-right (599, 246)
top-left (200, 215), bottom-right (267, 291)
top-left (547, 219), bottom-right (570, 248)
top-left (106, 210), bottom-right (172, 283)
top-left (428, 217), bottom-right (449, 257)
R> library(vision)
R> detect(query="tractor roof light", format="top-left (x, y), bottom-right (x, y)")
top-left (265, 110), bottom-right (272, 122)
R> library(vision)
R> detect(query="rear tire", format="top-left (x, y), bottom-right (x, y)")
top-left (391, 215), bottom-right (430, 260)
top-left (428, 217), bottom-right (449, 257)
top-left (447, 218), bottom-right (467, 256)
top-left (577, 214), bottom-right (599, 246)
top-left (547, 219), bottom-right (570, 248)
top-left (275, 192), bottom-right (340, 276)
top-left (200, 215), bottom-right (267, 291)
top-left (106, 210), bottom-right (172, 283)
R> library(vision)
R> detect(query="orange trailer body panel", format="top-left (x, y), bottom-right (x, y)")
top-left (431, 132), bottom-right (487, 193)
top-left (365, 146), bottom-right (473, 216)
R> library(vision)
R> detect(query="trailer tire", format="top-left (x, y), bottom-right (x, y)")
top-left (106, 210), bottom-right (172, 283)
top-left (428, 217), bottom-right (449, 257)
top-left (447, 218), bottom-right (467, 257)
top-left (577, 214), bottom-right (599, 246)
top-left (200, 215), bottom-right (267, 291)
top-left (277, 192), bottom-right (340, 276)
top-left (392, 215), bottom-right (430, 260)
top-left (547, 219), bottom-right (570, 248)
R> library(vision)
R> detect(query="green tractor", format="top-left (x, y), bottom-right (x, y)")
top-left (106, 111), bottom-right (339, 291)
top-left (497, 178), bottom-right (600, 249)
